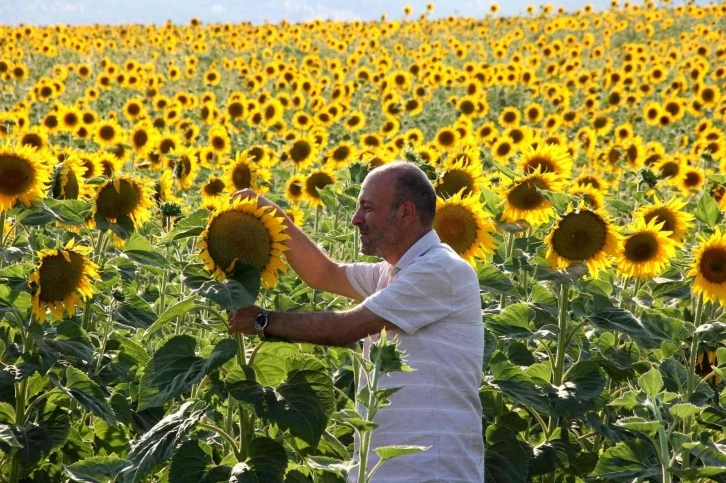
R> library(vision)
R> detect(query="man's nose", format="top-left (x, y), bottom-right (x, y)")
top-left (352, 209), bottom-right (364, 226)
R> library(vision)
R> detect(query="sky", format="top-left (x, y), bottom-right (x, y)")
top-left (0, 0), bottom-right (641, 26)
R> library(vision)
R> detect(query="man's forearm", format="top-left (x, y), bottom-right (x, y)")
top-left (264, 305), bottom-right (390, 347)
top-left (281, 219), bottom-right (338, 290)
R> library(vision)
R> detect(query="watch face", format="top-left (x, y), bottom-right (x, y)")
top-left (254, 313), bottom-right (268, 330)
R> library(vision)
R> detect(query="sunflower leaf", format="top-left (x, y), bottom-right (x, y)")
top-left (160, 208), bottom-right (209, 244)
top-left (694, 193), bottom-right (721, 229)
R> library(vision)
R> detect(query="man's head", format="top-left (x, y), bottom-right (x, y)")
top-left (352, 162), bottom-right (436, 261)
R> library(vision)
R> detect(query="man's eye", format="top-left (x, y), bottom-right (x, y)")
top-left (365, 208), bottom-right (373, 213)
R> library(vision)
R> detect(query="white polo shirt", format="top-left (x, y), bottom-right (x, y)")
top-left (345, 230), bottom-right (484, 483)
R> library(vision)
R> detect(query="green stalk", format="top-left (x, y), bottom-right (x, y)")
top-left (357, 365), bottom-right (380, 483)
top-left (8, 378), bottom-right (28, 483)
top-left (653, 398), bottom-right (672, 483)
top-left (234, 333), bottom-right (246, 367)
top-left (547, 283), bottom-right (570, 437)
top-left (0, 210), bottom-right (6, 249)
top-left (499, 233), bottom-right (516, 309)
top-left (683, 293), bottom-right (705, 468)
top-left (314, 205), bottom-right (322, 234)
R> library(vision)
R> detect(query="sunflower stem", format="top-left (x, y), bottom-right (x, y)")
top-left (314, 205), bottom-right (322, 234)
top-left (684, 293), bottom-right (705, 468)
top-left (547, 282), bottom-right (570, 438)
top-left (499, 233), bottom-right (516, 309)
top-left (234, 332), bottom-right (246, 367)
top-left (0, 211), bottom-right (6, 249)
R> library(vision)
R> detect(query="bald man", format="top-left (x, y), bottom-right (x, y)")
top-left (229, 162), bottom-right (485, 482)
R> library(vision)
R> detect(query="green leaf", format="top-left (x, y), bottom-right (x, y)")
top-left (13, 422), bottom-right (54, 470)
top-left (694, 193), bottom-right (721, 228)
top-left (229, 367), bottom-right (335, 448)
top-left (66, 456), bottom-right (131, 483)
top-left (489, 352), bottom-right (551, 415)
top-left (144, 297), bottom-right (197, 337)
top-left (669, 403), bottom-right (702, 420)
top-left (229, 437), bottom-right (288, 483)
top-left (33, 320), bottom-right (94, 362)
top-left (614, 417), bottom-right (663, 437)
top-left (486, 303), bottom-right (534, 339)
top-left (52, 367), bottom-right (117, 425)
top-left (0, 423), bottom-right (22, 447)
top-left (138, 336), bottom-right (236, 410)
top-left (638, 367), bottom-right (663, 399)
top-left (588, 307), bottom-right (657, 348)
top-left (169, 439), bottom-right (230, 483)
top-left (484, 424), bottom-right (530, 483)
top-left (374, 445), bottom-right (429, 462)
top-left (591, 439), bottom-right (660, 479)
top-left (0, 402), bottom-right (15, 423)
top-left (111, 335), bottom-right (150, 365)
top-left (123, 402), bottom-right (205, 483)
top-left (160, 208), bottom-right (209, 243)
top-left (183, 263), bottom-right (261, 312)
top-left (252, 343), bottom-right (299, 387)
top-left (113, 291), bottom-right (157, 329)
top-left (478, 264), bottom-right (516, 295)
top-left (121, 234), bottom-right (170, 268)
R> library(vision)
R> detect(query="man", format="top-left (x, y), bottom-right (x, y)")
top-left (229, 162), bottom-right (484, 482)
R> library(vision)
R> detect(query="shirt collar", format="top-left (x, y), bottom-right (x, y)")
top-left (394, 230), bottom-right (440, 272)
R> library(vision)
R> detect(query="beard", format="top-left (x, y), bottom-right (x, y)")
top-left (359, 211), bottom-right (399, 257)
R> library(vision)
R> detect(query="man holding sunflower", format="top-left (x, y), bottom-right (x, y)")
top-left (229, 162), bottom-right (485, 483)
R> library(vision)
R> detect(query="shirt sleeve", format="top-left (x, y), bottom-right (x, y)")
top-left (345, 262), bottom-right (384, 298)
top-left (362, 259), bottom-right (454, 335)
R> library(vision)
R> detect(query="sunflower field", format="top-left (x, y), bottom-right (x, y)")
top-left (3, 0), bottom-right (726, 481)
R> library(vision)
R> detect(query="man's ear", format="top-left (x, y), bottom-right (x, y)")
top-left (400, 200), bottom-right (417, 226)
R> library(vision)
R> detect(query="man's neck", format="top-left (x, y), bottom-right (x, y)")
top-left (383, 228), bottom-right (432, 266)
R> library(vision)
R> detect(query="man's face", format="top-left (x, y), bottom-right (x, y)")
top-left (352, 172), bottom-right (400, 257)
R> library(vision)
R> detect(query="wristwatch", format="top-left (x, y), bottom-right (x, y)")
top-left (254, 311), bottom-right (270, 340)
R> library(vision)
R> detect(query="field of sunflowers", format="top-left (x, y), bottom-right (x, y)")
top-left (3, 0), bottom-right (726, 481)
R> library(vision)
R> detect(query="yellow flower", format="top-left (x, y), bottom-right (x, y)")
top-left (500, 168), bottom-right (563, 226)
top-left (28, 240), bottom-right (100, 323)
top-left (433, 190), bottom-right (496, 265)
top-left (545, 204), bottom-right (621, 279)
top-left (224, 151), bottom-right (270, 193)
top-left (634, 196), bottom-right (694, 243)
top-left (93, 176), bottom-right (154, 228)
top-left (303, 169), bottom-right (337, 208)
top-left (516, 143), bottom-right (573, 179)
top-left (689, 228), bottom-right (726, 304)
top-left (0, 143), bottom-right (52, 212)
top-left (198, 197), bottom-right (290, 288)
top-left (435, 156), bottom-right (484, 199)
top-left (616, 217), bottom-right (677, 280)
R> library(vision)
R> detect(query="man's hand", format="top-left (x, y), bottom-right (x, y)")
top-left (231, 188), bottom-right (286, 219)
top-left (227, 305), bottom-right (263, 335)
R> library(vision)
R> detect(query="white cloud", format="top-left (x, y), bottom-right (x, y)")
top-left (211, 3), bottom-right (225, 13)
top-left (268, 0), bottom-right (357, 21)
top-left (54, 1), bottom-right (84, 12)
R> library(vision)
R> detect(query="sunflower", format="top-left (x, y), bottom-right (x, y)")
top-left (516, 143), bottom-right (572, 179)
top-left (500, 168), bottom-right (563, 226)
top-left (303, 169), bottom-right (337, 208)
top-left (93, 176), bottom-right (154, 228)
top-left (224, 151), bottom-right (270, 193)
top-left (433, 126), bottom-right (459, 151)
top-left (0, 143), bottom-right (52, 212)
top-left (343, 110), bottom-right (366, 132)
top-left (545, 204), bottom-right (621, 279)
top-left (433, 190), bottom-right (496, 265)
top-left (51, 155), bottom-right (87, 200)
top-left (16, 127), bottom-right (49, 151)
top-left (679, 166), bottom-right (705, 194)
top-left (200, 175), bottom-right (227, 210)
top-left (59, 105), bottom-right (82, 132)
top-left (285, 174), bottom-right (306, 204)
top-left (28, 240), bottom-right (100, 323)
top-left (498, 107), bottom-right (521, 127)
top-left (286, 135), bottom-right (319, 171)
top-left (435, 157), bottom-right (483, 199)
top-left (197, 197), bottom-right (290, 287)
top-left (634, 196), bottom-right (694, 243)
top-left (616, 217), bottom-right (677, 280)
top-left (325, 141), bottom-right (357, 169)
top-left (154, 170), bottom-right (182, 205)
top-left (491, 138), bottom-right (517, 163)
top-left (208, 124), bottom-right (231, 155)
top-left (285, 206), bottom-right (306, 227)
top-left (94, 119), bottom-right (124, 148)
top-left (170, 147), bottom-right (200, 190)
top-left (689, 228), bottom-right (726, 304)
top-left (129, 120), bottom-right (158, 157)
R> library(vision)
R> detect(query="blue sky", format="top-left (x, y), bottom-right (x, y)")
top-left (0, 0), bottom-right (630, 25)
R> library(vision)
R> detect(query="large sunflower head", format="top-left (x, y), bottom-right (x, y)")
top-left (93, 176), bottom-right (154, 228)
top-left (500, 168), bottom-right (564, 226)
top-left (94, 119), bottom-right (124, 148)
top-left (516, 143), bottom-right (573, 179)
top-left (616, 217), bottom-right (677, 280)
top-left (286, 135), bottom-right (319, 171)
top-left (689, 228), bottom-right (726, 304)
top-left (197, 197), bottom-right (290, 288)
top-left (129, 120), bottom-right (159, 157)
top-left (303, 169), bottom-right (337, 208)
top-left (28, 240), bottom-right (100, 323)
top-left (635, 196), bottom-right (694, 243)
top-left (434, 156), bottom-right (484, 199)
top-left (569, 184), bottom-right (605, 212)
top-left (208, 124), bottom-right (231, 155)
top-left (544, 204), bottom-right (621, 279)
top-left (433, 190), bottom-right (496, 265)
top-left (0, 142), bottom-right (52, 212)
top-left (169, 146), bottom-right (200, 190)
top-left (285, 174), bottom-right (306, 204)
top-left (325, 141), bottom-right (357, 169)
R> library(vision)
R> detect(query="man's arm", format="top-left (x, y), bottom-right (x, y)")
top-left (232, 189), bottom-right (363, 301)
top-left (228, 304), bottom-right (397, 347)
